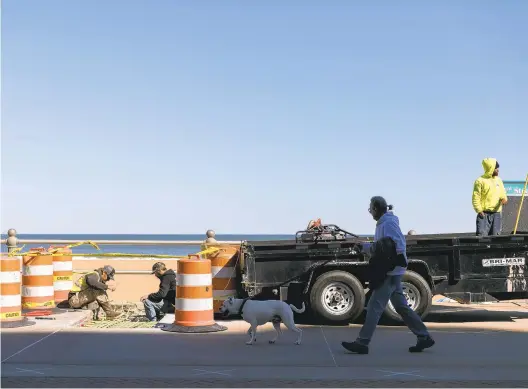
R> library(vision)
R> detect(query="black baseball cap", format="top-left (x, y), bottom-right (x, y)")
top-left (103, 265), bottom-right (115, 280)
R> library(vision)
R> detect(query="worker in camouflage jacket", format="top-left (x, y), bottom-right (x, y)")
top-left (68, 265), bottom-right (121, 320)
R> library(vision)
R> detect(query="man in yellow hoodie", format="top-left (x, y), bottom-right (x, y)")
top-left (472, 158), bottom-right (508, 236)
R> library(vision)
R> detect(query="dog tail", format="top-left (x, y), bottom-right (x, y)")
top-left (289, 302), bottom-right (306, 314)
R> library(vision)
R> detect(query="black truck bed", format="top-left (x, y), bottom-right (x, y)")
top-left (240, 233), bottom-right (528, 302)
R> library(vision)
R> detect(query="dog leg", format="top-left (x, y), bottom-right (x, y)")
top-left (246, 323), bottom-right (257, 345)
top-left (282, 311), bottom-right (303, 345)
top-left (247, 327), bottom-right (257, 342)
top-left (269, 321), bottom-right (282, 344)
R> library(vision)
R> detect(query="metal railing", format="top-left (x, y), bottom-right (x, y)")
top-left (3, 228), bottom-right (241, 253)
top-left (15, 239), bottom-right (241, 246)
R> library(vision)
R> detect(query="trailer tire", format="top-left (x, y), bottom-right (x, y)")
top-left (310, 271), bottom-right (365, 323)
top-left (382, 270), bottom-right (432, 323)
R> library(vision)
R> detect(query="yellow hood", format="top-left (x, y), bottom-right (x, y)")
top-left (481, 158), bottom-right (497, 178)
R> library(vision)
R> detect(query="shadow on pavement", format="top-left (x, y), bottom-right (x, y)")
top-left (422, 305), bottom-right (528, 323)
top-left (290, 302), bottom-right (528, 327)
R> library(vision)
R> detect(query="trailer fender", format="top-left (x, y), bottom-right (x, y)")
top-left (406, 259), bottom-right (434, 288)
top-left (303, 270), bottom-right (316, 295)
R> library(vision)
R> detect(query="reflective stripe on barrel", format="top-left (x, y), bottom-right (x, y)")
top-left (50, 246), bottom-right (73, 302)
top-left (209, 246), bottom-right (238, 313)
top-left (175, 258), bottom-right (214, 327)
top-left (1, 256), bottom-right (22, 322)
top-left (22, 248), bottom-right (55, 309)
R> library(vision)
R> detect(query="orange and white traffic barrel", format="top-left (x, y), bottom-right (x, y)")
top-left (208, 246), bottom-right (239, 314)
top-left (1, 255), bottom-right (32, 328)
top-left (162, 255), bottom-right (226, 333)
top-left (1, 256), bottom-right (22, 322)
top-left (49, 245), bottom-right (73, 304)
top-left (22, 248), bottom-right (55, 310)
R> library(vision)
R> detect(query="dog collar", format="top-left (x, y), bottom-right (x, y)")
top-left (238, 298), bottom-right (250, 316)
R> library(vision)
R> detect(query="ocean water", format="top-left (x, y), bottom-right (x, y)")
top-left (0, 234), bottom-right (294, 256)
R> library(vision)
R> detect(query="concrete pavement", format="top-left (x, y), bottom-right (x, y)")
top-left (2, 322), bottom-right (528, 387)
top-left (2, 300), bottom-right (527, 387)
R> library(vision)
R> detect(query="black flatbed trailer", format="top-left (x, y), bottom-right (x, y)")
top-left (238, 232), bottom-right (528, 323)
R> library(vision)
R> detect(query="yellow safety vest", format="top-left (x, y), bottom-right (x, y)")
top-left (71, 271), bottom-right (99, 293)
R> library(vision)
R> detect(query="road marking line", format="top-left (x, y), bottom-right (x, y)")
top-left (378, 369), bottom-right (423, 378)
top-left (320, 326), bottom-right (338, 367)
top-left (192, 368), bottom-right (235, 377)
top-left (1, 329), bottom-right (62, 363)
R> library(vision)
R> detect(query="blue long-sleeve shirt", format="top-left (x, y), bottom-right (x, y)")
top-left (363, 212), bottom-right (408, 276)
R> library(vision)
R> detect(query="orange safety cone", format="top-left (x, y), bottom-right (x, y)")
top-left (162, 255), bottom-right (226, 333)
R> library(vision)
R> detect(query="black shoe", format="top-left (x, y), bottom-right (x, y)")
top-left (341, 341), bottom-right (369, 354)
top-left (409, 336), bottom-right (435, 353)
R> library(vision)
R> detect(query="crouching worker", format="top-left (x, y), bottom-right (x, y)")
top-left (140, 262), bottom-right (176, 322)
top-left (68, 265), bottom-right (121, 320)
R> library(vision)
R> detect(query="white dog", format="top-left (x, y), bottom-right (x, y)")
top-left (219, 297), bottom-right (306, 345)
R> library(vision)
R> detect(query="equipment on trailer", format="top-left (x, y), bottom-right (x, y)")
top-left (296, 219), bottom-right (359, 243)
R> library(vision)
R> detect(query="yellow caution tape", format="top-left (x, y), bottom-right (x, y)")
top-left (7, 245), bottom-right (26, 255)
top-left (0, 311), bottom-right (22, 320)
top-left (48, 241), bottom-right (101, 253)
top-left (53, 275), bottom-right (73, 282)
top-left (194, 247), bottom-right (221, 257)
top-left (10, 241), bottom-right (100, 257)
top-left (11, 252), bottom-right (185, 259)
top-left (66, 240), bottom-right (100, 251)
top-left (22, 301), bottom-right (55, 309)
top-left (9, 240), bottom-right (220, 260)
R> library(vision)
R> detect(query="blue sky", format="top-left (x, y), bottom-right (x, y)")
top-left (1, 1), bottom-right (527, 234)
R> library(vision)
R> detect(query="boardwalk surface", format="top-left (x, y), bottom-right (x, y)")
top-left (2, 302), bottom-right (528, 387)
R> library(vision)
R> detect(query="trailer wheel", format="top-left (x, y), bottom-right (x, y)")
top-left (382, 270), bottom-right (432, 323)
top-left (310, 271), bottom-right (365, 323)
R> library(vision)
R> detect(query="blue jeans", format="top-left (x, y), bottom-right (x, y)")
top-left (357, 275), bottom-right (430, 346)
top-left (143, 299), bottom-right (169, 321)
top-left (476, 212), bottom-right (502, 236)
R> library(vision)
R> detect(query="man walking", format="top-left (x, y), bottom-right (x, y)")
top-left (341, 196), bottom-right (434, 354)
top-left (472, 158), bottom-right (508, 236)
top-left (140, 262), bottom-right (176, 322)
top-left (69, 265), bottom-right (121, 320)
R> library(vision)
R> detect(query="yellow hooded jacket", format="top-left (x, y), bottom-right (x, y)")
top-left (472, 158), bottom-right (508, 214)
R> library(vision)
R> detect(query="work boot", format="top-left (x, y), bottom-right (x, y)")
top-left (341, 341), bottom-right (369, 354)
top-left (409, 336), bottom-right (435, 353)
top-left (98, 301), bottom-right (122, 321)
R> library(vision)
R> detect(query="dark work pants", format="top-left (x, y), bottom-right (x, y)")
top-left (476, 212), bottom-right (502, 236)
